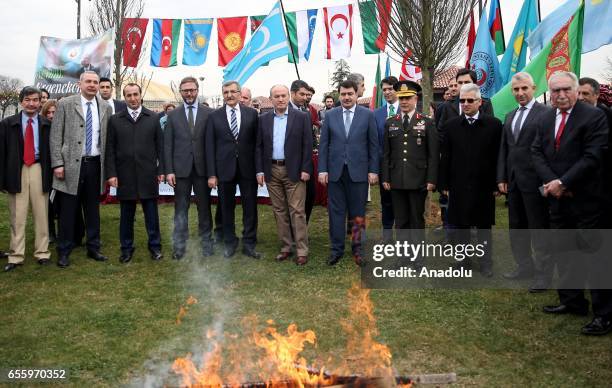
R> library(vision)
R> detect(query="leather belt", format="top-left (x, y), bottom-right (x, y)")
top-left (271, 159), bottom-right (285, 166)
top-left (82, 155), bottom-right (100, 162)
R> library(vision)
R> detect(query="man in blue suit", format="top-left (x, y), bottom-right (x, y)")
top-left (374, 76), bottom-right (399, 242)
top-left (319, 80), bottom-right (379, 266)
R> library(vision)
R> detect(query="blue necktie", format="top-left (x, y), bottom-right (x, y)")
top-left (344, 110), bottom-right (352, 137)
top-left (85, 102), bottom-right (93, 155)
top-left (230, 108), bottom-right (239, 139)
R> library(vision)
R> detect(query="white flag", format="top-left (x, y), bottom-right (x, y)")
top-left (323, 5), bottom-right (353, 59)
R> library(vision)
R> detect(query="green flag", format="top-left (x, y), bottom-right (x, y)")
top-left (491, 2), bottom-right (584, 120)
top-left (360, 1), bottom-right (380, 54)
top-left (370, 54), bottom-right (383, 110)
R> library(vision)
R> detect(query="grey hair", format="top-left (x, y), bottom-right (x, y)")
top-left (548, 71), bottom-right (578, 90)
top-left (222, 80), bottom-right (241, 91)
top-left (79, 71), bottom-right (99, 81)
top-left (459, 83), bottom-right (481, 99)
top-left (269, 84), bottom-right (289, 97)
top-left (511, 72), bottom-right (535, 86)
top-left (347, 73), bottom-right (365, 84)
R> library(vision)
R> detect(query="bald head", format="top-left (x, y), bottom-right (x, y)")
top-left (270, 84), bottom-right (290, 114)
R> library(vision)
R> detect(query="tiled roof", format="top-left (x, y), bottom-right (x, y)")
top-left (433, 65), bottom-right (461, 89)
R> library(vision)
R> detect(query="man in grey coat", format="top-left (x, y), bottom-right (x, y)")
top-left (50, 71), bottom-right (112, 268)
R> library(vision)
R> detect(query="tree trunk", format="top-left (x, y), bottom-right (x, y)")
top-left (420, 2), bottom-right (434, 112)
top-left (421, 67), bottom-right (434, 114)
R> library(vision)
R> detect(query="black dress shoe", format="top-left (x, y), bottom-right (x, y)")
top-left (57, 255), bottom-right (70, 268)
top-left (581, 317), bottom-right (612, 336)
top-left (242, 247), bottom-right (261, 259)
top-left (0, 251), bottom-right (7, 259)
top-left (543, 304), bottom-right (588, 316)
top-left (4, 263), bottom-right (22, 272)
top-left (528, 280), bottom-right (550, 293)
top-left (172, 252), bottom-right (185, 260)
top-left (327, 255), bottom-right (342, 266)
top-left (119, 252), bottom-right (133, 263)
top-left (202, 246), bottom-right (214, 258)
top-left (503, 268), bottom-right (533, 280)
top-left (87, 250), bottom-right (108, 262)
top-left (150, 250), bottom-right (163, 261)
top-left (37, 258), bottom-right (51, 266)
top-left (224, 245), bottom-right (237, 258)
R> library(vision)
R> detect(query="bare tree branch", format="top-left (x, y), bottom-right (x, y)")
top-left (362, 0), bottom-right (477, 108)
top-left (88, 0), bottom-right (146, 99)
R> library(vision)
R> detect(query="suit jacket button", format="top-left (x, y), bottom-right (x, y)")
top-left (403, 158), bottom-right (407, 162)
top-left (80, 124), bottom-right (84, 127)
top-left (404, 134), bottom-right (408, 137)
top-left (403, 142), bottom-right (407, 145)
top-left (403, 150), bottom-right (407, 153)
top-left (78, 142), bottom-right (81, 145)
top-left (76, 159), bottom-right (80, 162)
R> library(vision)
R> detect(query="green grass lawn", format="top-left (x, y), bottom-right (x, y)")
top-left (1, 192), bottom-right (611, 387)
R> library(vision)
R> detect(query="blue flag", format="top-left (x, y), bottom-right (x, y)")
top-left (385, 54), bottom-right (391, 78)
top-left (182, 18), bottom-right (213, 66)
top-left (223, 2), bottom-right (288, 85)
top-left (470, 8), bottom-right (502, 98)
top-left (499, 0), bottom-right (538, 84)
top-left (528, 0), bottom-right (612, 57)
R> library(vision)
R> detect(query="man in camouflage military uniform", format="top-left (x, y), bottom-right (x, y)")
top-left (382, 81), bottom-right (438, 266)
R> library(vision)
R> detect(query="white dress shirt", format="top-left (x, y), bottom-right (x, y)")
top-left (80, 94), bottom-right (100, 156)
top-left (127, 106), bottom-right (142, 121)
top-left (554, 108), bottom-right (572, 137)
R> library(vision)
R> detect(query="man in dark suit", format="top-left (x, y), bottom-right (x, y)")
top-left (1, 87), bottom-right (53, 271)
top-left (99, 77), bottom-right (127, 115)
top-left (532, 71), bottom-right (611, 336)
top-left (106, 83), bottom-right (164, 263)
top-left (50, 71), bottom-right (112, 268)
top-left (375, 76), bottom-right (399, 242)
top-left (206, 80), bottom-right (261, 259)
top-left (497, 72), bottom-right (553, 291)
top-left (256, 85), bottom-right (312, 265)
top-left (76, 56), bottom-right (100, 78)
top-left (439, 83), bottom-right (502, 277)
top-left (318, 80), bottom-right (379, 266)
top-left (164, 76), bottom-right (214, 260)
top-left (578, 77), bottom-right (612, 229)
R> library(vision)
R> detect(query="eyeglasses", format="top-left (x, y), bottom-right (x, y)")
top-left (180, 88), bottom-right (198, 94)
top-left (459, 98), bottom-right (480, 104)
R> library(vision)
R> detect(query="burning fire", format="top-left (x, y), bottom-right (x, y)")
top-left (176, 295), bottom-right (199, 325)
top-left (171, 284), bottom-right (410, 388)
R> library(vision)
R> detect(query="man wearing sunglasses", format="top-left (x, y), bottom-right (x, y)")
top-left (439, 83), bottom-right (502, 278)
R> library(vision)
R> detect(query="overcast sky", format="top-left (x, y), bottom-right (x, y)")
top-left (0, 0), bottom-right (610, 101)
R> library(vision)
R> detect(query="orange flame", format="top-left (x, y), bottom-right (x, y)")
top-left (176, 296), bottom-right (199, 325)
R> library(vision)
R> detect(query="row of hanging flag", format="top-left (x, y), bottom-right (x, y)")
top-left (119, 1), bottom-right (393, 70)
top-left (466, 0), bottom-right (611, 99)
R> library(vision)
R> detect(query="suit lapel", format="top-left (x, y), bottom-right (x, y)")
top-left (238, 105), bottom-right (247, 140)
top-left (285, 109), bottom-right (295, 141)
top-left (74, 97), bottom-right (85, 120)
top-left (96, 96), bottom-right (107, 122)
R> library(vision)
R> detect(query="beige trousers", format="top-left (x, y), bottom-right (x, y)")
top-left (8, 163), bottom-right (50, 263)
top-left (267, 164), bottom-right (309, 256)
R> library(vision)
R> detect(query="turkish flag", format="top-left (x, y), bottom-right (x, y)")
top-left (465, 11), bottom-right (476, 68)
top-left (218, 16), bottom-right (247, 67)
top-left (122, 18), bottom-right (148, 67)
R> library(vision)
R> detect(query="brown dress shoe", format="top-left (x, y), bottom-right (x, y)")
top-left (296, 256), bottom-right (308, 266)
top-left (275, 252), bottom-right (292, 262)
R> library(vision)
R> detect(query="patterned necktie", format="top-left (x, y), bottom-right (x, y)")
top-left (131, 110), bottom-right (139, 121)
top-left (467, 117), bottom-right (475, 125)
top-left (230, 108), bottom-right (239, 139)
top-left (555, 111), bottom-right (568, 151)
top-left (23, 118), bottom-right (35, 166)
top-left (513, 106), bottom-right (527, 141)
top-left (344, 110), bottom-right (352, 137)
top-left (188, 105), bottom-right (195, 134)
top-left (388, 105), bottom-right (395, 117)
top-left (85, 102), bottom-right (93, 155)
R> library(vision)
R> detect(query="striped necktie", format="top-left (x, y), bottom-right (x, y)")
top-left (85, 102), bottom-right (93, 155)
top-left (230, 108), bottom-right (239, 139)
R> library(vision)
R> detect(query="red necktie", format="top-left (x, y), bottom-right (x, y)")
top-left (23, 118), bottom-right (35, 166)
top-left (554, 111), bottom-right (568, 151)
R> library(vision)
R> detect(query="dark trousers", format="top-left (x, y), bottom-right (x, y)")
top-left (380, 182), bottom-right (395, 238)
top-left (214, 205), bottom-right (223, 242)
top-left (173, 168), bottom-right (212, 254)
top-left (328, 165), bottom-right (368, 256)
top-left (119, 198), bottom-right (161, 254)
top-left (549, 198), bottom-right (612, 318)
top-left (56, 157), bottom-right (101, 256)
top-left (451, 227), bottom-right (493, 270)
top-left (391, 189), bottom-right (426, 229)
top-left (218, 162), bottom-right (258, 249)
top-left (305, 175), bottom-right (315, 223)
top-left (507, 189), bottom-right (553, 282)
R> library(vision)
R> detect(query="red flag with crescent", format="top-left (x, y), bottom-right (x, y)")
top-left (399, 50), bottom-right (422, 81)
top-left (121, 18), bottom-right (148, 67)
top-left (323, 5), bottom-right (353, 59)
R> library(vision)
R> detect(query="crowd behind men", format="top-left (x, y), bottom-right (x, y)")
top-left (1, 67), bottom-right (611, 335)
